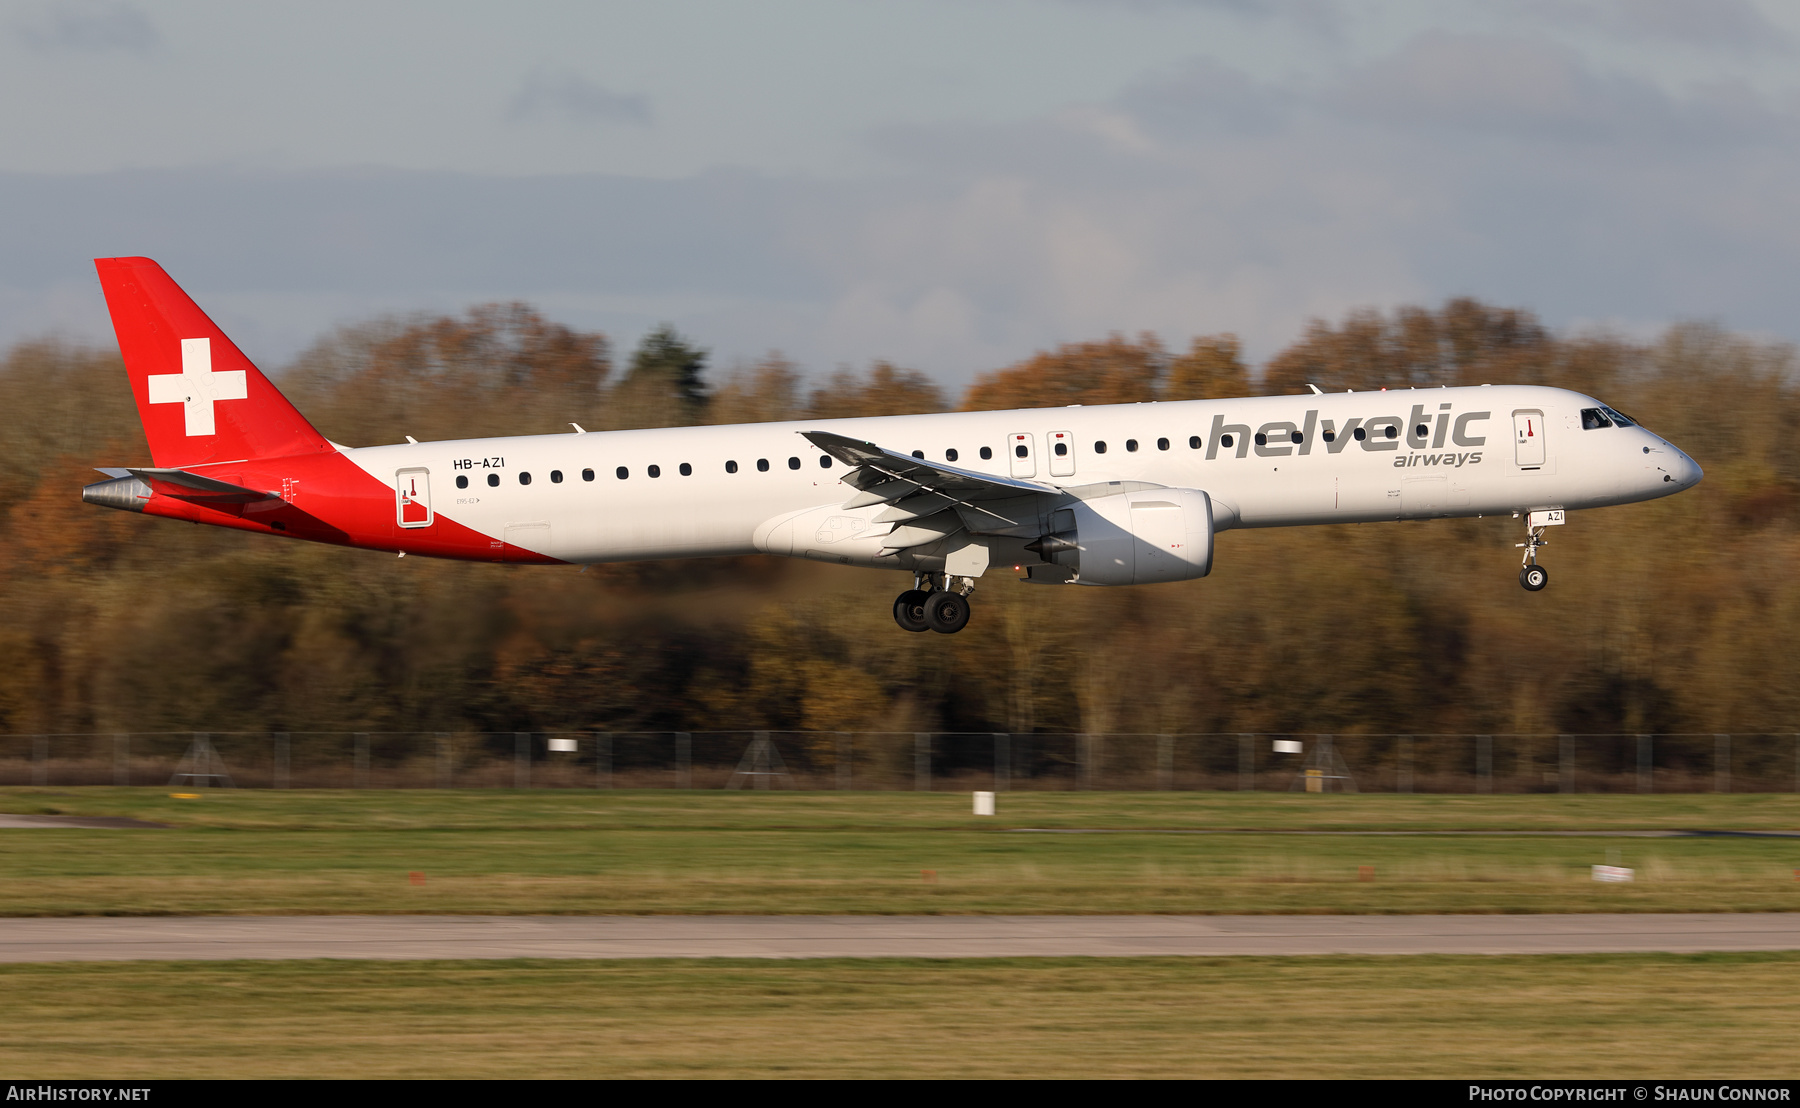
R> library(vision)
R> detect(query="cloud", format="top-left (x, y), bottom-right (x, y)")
top-left (1331, 31), bottom-right (1791, 147)
top-left (1116, 56), bottom-right (1298, 140)
top-left (12, 0), bottom-right (157, 54)
top-left (1516, 0), bottom-right (1790, 54)
top-left (1059, 0), bottom-right (1346, 37)
top-left (505, 70), bottom-right (652, 127)
top-left (8, 28), bottom-right (1800, 388)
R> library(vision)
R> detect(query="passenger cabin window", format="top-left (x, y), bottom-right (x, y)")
top-left (1189, 435), bottom-right (1201, 449)
top-left (456, 475), bottom-right (468, 489)
top-left (648, 465), bottom-right (661, 478)
top-left (1416, 424), bottom-right (1430, 438)
top-left (1015, 445), bottom-right (1028, 458)
top-left (680, 462), bottom-right (692, 476)
top-left (1352, 428), bottom-right (1366, 441)
top-left (1094, 441), bottom-right (1108, 454)
top-left (1254, 434), bottom-right (1266, 446)
top-left (616, 466), bottom-right (628, 480)
top-left (726, 460), bottom-right (739, 474)
top-left (818, 456), bottom-right (832, 468)
top-left (788, 456), bottom-right (801, 469)
top-left (582, 468), bottom-right (595, 481)
top-left (1385, 425), bottom-right (1398, 439)
top-left (912, 450), bottom-right (924, 459)
top-left (1291, 431), bottom-right (1303, 444)
top-left (519, 472), bottom-right (532, 485)
top-left (1157, 437), bottom-right (1170, 451)
top-left (1054, 442), bottom-right (1068, 456)
top-left (1126, 439), bottom-right (1139, 452)
top-left (1323, 431), bottom-right (1336, 442)
top-left (1219, 435), bottom-right (1233, 448)
top-left (945, 449), bottom-right (958, 462)
top-left (980, 446), bottom-right (993, 460)
top-left (550, 470), bottom-right (563, 483)
top-left (1582, 407), bottom-right (1614, 429)
top-left (487, 473), bottom-right (499, 487)
top-left (757, 459), bottom-right (770, 472)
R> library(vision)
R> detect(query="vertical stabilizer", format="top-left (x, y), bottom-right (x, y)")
top-left (94, 257), bottom-right (333, 468)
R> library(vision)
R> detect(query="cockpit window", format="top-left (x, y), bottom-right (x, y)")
top-left (1581, 408), bottom-right (1613, 430)
top-left (1601, 406), bottom-right (1635, 427)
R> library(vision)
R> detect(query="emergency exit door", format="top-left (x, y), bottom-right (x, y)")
top-left (1512, 410), bottom-right (1545, 468)
top-left (1047, 430), bottom-right (1075, 477)
top-left (396, 468), bottom-right (432, 528)
top-left (1008, 432), bottom-right (1036, 478)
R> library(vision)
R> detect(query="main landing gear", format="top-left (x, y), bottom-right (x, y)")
top-left (1517, 518), bottom-right (1550, 592)
top-left (893, 573), bottom-right (974, 634)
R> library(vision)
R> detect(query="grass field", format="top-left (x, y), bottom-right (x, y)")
top-left (4, 787), bottom-right (1800, 916)
top-left (2, 953), bottom-right (1797, 1078)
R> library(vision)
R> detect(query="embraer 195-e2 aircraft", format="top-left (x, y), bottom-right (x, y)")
top-left (81, 257), bottom-right (1703, 634)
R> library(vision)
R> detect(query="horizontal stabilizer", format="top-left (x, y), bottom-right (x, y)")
top-left (128, 467), bottom-right (278, 504)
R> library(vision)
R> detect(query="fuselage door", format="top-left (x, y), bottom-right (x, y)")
top-left (1047, 430), bottom-right (1075, 478)
top-left (396, 468), bottom-right (432, 528)
top-left (1512, 410), bottom-right (1546, 468)
top-left (1009, 432), bottom-right (1036, 478)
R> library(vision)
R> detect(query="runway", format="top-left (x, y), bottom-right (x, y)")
top-left (2, 912), bottom-right (1798, 962)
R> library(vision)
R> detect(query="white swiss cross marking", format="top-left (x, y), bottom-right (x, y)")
top-left (146, 338), bottom-right (248, 437)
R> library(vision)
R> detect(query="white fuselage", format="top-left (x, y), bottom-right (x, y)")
top-left (344, 384), bottom-right (1702, 572)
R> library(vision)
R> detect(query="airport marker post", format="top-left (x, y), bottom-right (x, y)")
top-left (273, 733), bottom-right (289, 790)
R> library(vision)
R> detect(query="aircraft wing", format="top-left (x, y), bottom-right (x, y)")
top-left (127, 467), bottom-right (279, 504)
top-left (802, 430), bottom-right (1055, 552)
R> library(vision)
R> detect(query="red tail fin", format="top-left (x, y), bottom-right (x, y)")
top-left (94, 257), bottom-right (333, 468)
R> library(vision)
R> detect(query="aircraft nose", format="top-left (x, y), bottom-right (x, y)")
top-left (1667, 446), bottom-right (1702, 489)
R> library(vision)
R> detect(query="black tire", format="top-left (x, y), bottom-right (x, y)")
top-left (1520, 564), bottom-right (1549, 592)
top-left (924, 590), bottom-right (972, 634)
top-left (893, 590), bottom-right (931, 632)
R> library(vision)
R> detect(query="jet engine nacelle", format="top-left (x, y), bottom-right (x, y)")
top-left (1032, 488), bottom-right (1215, 586)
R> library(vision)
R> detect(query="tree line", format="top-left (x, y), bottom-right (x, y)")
top-left (0, 298), bottom-right (1794, 743)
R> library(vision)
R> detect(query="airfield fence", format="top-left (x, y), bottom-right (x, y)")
top-left (0, 731), bottom-right (1797, 793)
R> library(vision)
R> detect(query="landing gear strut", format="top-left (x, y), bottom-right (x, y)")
top-left (892, 572), bottom-right (975, 634)
top-left (1517, 519), bottom-right (1550, 591)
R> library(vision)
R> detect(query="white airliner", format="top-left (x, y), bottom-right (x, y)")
top-left (82, 257), bottom-right (1703, 633)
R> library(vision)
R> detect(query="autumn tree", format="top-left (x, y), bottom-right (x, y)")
top-left (708, 354), bottom-right (802, 425)
top-left (807, 361), bottom-right (946, 419)
top-left (281, 303), bottom-right (612, 444)
top-left (1261, 298), bottom-right (1553, 395)
top-left (961, 334), bottom-right (1165, 411)
top-left (1163, 334), bottom-right (1250, 400)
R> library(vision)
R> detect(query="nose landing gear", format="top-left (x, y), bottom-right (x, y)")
top-left (892, 572), bottom-right (975, 633)
top-left (1517, 515), bottom-right (1552, 591)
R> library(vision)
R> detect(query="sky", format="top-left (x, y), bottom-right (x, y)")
top-left (3, 0), bottom-right (1799, 386)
